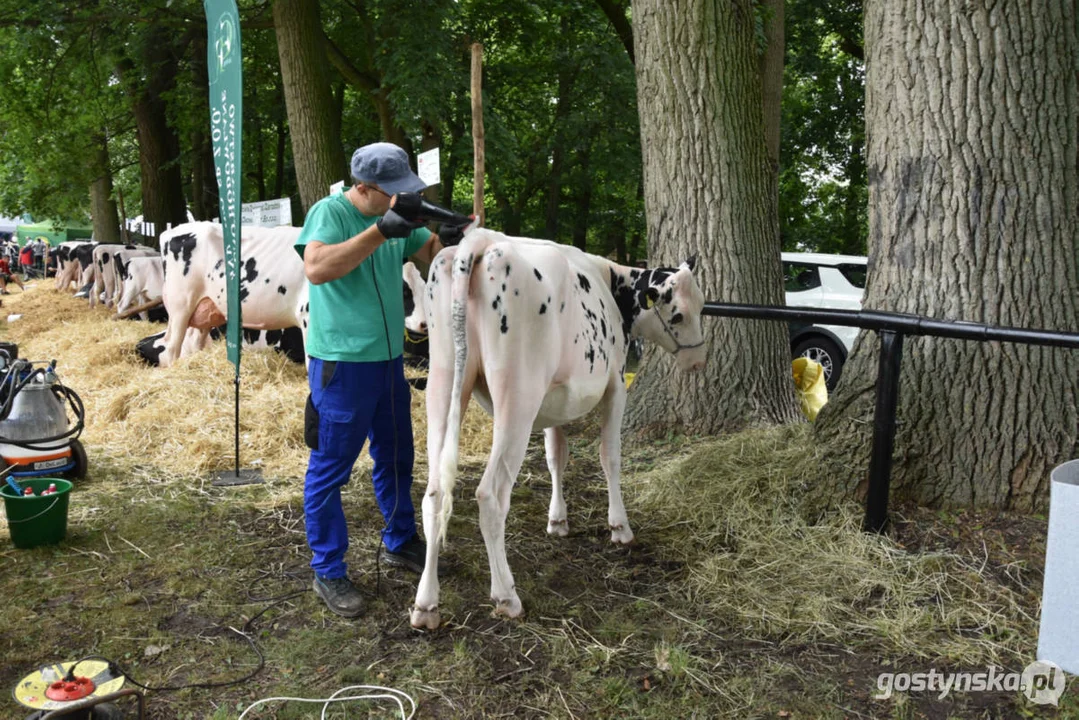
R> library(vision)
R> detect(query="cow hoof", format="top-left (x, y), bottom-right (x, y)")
top-left (410, 605), bottom-right (441, 630)
top-left (492, 596), bottom-right (524, 619)
top-left (610, 525), bottom-right (635, 545)
top-left (546, 518), bottom-right (569, 537)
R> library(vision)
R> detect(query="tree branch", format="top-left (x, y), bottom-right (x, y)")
top-left (324, 35), bottom-right (380, 92)
top-left (594, 0), bottom-right (634, 64)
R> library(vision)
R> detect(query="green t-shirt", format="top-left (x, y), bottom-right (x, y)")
top-left (295, 189), bottom-right (431, 362)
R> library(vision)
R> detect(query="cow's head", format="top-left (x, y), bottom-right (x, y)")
top-left (632, 256), bottom-right (707, 372)
top-left (402, 261), bottom-right (428, 334)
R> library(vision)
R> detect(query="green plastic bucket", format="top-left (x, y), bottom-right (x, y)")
top-left (1, 477), bottom-right (72, 549)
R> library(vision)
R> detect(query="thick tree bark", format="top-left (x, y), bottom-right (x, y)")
top-left (88, 132), bottom-right (120, 245)
top-left (812, 0), bottom-right (1079, 512)
top-left (759, 0), bottom-right (784, 184)
top-left (625, 0), bottom-right (800, 434)
top-left (274, 0), bottom-right (345, 212)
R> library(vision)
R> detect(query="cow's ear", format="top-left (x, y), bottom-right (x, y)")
top-left (684, 254), bottom-right (698, 272)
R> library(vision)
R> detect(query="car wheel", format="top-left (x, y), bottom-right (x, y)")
top-left (792, 336), bottom-right (845, 392)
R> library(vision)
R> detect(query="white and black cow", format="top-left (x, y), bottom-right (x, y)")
top-left (135, 326), bottom-right (306, 366)
top-left (410, 227), bottom-right (707, 629)
top-left (110, 246), bottom-right (159, 309)
top-left (54, 241), bottom-right (88, 291)
top-left (90, 244), bottom-right (143, 308)
top-left (157, 222), bottom-right (309, 368)
top-left (70, 242), bottom-right (100, 296)
top-left (116, 256), bottom-right (165, 320)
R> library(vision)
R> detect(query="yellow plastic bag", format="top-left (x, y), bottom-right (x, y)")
top-left (792, 357), bottom-right (828, 421)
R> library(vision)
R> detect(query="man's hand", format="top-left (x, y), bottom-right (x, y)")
top-left (438, 222), bottom-right (470, 247)
top-left (376, 208), bottom-right (423, 239)
top-left (389, 192), bottom-right (424, 221)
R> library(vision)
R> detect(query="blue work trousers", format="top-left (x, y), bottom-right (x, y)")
top-left (304, 356), bottom-right (416, 579)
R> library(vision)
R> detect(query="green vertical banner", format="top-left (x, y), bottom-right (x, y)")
top-left (205, 0), bottom-right (243, 369)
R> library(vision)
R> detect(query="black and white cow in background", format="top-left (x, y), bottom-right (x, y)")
top-left (157, 222), bottom-right (310, 368)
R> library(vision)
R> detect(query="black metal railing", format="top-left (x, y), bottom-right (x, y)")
top-left (701, 302), bottom-right (1079, 532)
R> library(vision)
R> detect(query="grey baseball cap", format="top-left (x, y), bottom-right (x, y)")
top-left (350, 142), bottom-right (427, 195)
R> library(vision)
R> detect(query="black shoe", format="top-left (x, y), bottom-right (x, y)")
top-left (313, 575), bottom-right (365, 617)
top-left (380, 536), bottom-right (426, 573)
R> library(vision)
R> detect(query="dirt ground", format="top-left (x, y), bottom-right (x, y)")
top-left (0, 283), bottom-right (1071, 719)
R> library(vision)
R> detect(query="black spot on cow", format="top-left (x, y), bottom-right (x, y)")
top-left (239, 286), bottom-right (249, 303)
top-left (502, 283), bottom-right (506, 291)
top-left (662, 288), bottom-right (673, 304)
top-left (265, 278), bottom-right (270, 284)
top-left (492, 295), bottom-right (501, 310)
top-left (534, 268), bottom-right (543, 281)
top-left (577, 273), bottom-right (591, 293)
top-left (505, 263), bottom-right (512, 277)
top-left (560, 301), bottom-right (565, 313)
top-left (166, 233), bottom-right (198, 277)
top-left (243, 258), bottom-right (258, 283)
top-left (514, 289), bottom-right (519, 296)
top-left (277, 285), bottom-right (288, 295)
top-left (214, 259), bottom-right (224, 271)
top-left (500, 315), bottom-right (509, 334)
top-left (539, 303), bottom-right (547, 315)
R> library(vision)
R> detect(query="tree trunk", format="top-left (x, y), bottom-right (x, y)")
top-left (812, 0), bottom-right (1079, 512)
top-left (274, 0), bottom-right (345, 212)
top-left (189, 35), bottom-right (219, 221)
top-left (119, 26), bottom-right (188, 236)
top-left (89, 132), bottom-right (120, 245)
top-left (274, 78), bottom-right (287, 200)
top-left (545, 36), bottom-right (575, 241)
top-left (758, 0), bottom-right (784, 188)
top-left (572, 145), bottom-right (592, 252)
top-left (625, 0), bottom-right (800, 434)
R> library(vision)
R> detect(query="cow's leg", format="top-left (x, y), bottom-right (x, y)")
top-left (477, 418), bottom-right (533, 619)
top-left (411, 362), bottom-right (455, 630)
top-left (599, 384), bottom-right (634, 545)
top-left (544, 426), bottom-right (570, 536)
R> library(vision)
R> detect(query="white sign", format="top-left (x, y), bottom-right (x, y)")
top-left (417, 147), bottom-right (440, 187)
top-left (330, 180), bottom-right (345, 195)
top-left (241, 198), bottom-right (292, 227)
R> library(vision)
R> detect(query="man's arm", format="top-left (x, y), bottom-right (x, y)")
top-left (411, 234), bottom-right (444, 266)
top-left (303, 225), bottom-right (387, 285)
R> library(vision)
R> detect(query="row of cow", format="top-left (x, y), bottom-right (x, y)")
top-left (56, 222), bottom-right (711, 630)
top-left (52, 226), bottom-right (430, 367)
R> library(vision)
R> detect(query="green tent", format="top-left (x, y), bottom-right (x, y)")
top-left (14, 220), bottom-right (93, 247)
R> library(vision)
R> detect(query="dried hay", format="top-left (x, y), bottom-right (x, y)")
top-left (0, 285), bottom-right (493, 493)
top-left (628, 424), bottom-right (1035, 666)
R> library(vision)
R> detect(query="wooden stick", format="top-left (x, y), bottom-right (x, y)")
top-left (471, 43), bottom-right (485, 226)
top-left (112, 298), bottom-right (163, 321)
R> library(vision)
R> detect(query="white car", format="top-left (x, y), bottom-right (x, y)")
top-left (782, 252), bottom-right (868, 390)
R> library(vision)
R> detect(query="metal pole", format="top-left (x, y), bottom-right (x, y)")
top-left (234, 373), bottom-right (241, 478)
top-left (863, 330), bottom-right (904, 533)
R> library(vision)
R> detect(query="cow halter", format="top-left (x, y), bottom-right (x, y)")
top-left (652, 303), bottom-right (705, 353)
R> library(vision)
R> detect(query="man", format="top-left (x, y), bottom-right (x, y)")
top-left (295, 142), bottom-right (468, 617)
top-left (0, 254), bottom-right (25, 293)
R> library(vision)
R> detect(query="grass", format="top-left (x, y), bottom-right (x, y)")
top-left (0, 283), bottom-right (1070, 719)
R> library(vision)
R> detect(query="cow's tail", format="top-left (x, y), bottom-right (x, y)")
top-left (436, 222), bottom-right (485, 545)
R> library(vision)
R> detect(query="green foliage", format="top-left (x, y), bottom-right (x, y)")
top-left (779, 0), bottom-right (867, 255)
top-left (0, 0), bottom-right (863, 262)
